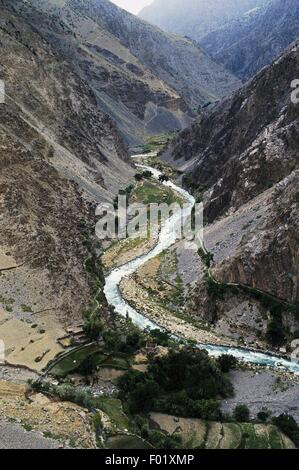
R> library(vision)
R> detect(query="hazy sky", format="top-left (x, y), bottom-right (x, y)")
top-left (110, 0), bottom-right (153, 14)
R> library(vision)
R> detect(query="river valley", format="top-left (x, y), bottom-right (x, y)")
top-left (104, 155), bottom-right (299, 375)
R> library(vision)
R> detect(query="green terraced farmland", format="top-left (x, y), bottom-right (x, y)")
top-left (149, 413), bottom-right (296, 449)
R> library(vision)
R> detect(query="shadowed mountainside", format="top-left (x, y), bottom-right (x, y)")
top-left (0, 0), bottom-right (131, 334)
top-left (7, 0), bottom-right (240, 146)
top-left (201, 0), bottom-right (299, 80)
top-left (139, 0), bottom-right (268, 42)
top-left (162, 42), bottom-right (299, 341)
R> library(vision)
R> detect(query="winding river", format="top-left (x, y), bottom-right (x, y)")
top-left (104, 158), bottom-right (299, 375)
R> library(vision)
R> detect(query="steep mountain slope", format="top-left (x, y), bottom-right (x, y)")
top-left (162, 42), bottom-right (299, 346)
top-left (86, 0), bottom-right (240, 109)
top-left (201, 0), bottom-right (299, 80)
top-left (139, 0), bottom-right (268, 42)
top-left (0, 0), bottom-right (132, 368)
top-left (6, 0), bottom-right (240, 146)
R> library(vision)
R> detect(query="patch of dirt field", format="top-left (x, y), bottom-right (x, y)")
top-left (0, 380), bottom-right (95, 448)
top-left (96, 368), bottom-right (125, 382)
top-left (149, 413), bottom-right (295, 449)
top-left (132, 364), bottom-right (148, 372)
top-left (150, 413), bottom-right (206, 447)
top-left (219, 423), bottom-right (242, 449)
top-left (205, 422), bottom-right (223, 448)
top-left (0, 308), bottom-right (64, 371)
top-left (0, 250), bottom-right (18, 270)
top-left (102, 236), bottom-right (157, 270)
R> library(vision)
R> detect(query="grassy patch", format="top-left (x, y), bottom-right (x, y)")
top-left (139, 133), bottom-right (176, 154)
top-left (49, 343), bottom-right (105, 377)
top-left (98, 353), bottom-right (131, 371)
top-left (49, 344), bottom-right (131, 377)
top-left (95, 397), bottom-right (130, 431)
top-left (223, 423), bottom-right (242, 449)
top-left (268, 425), bottom-right (284, 449)
top-left (130, 180), bottom-right (183, 206)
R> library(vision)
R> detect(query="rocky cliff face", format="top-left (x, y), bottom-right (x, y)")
top-left (213, 171), bottom-right (299, 304)
top-left (163, 41), bottom-right (299, 331)
top-left (90, 0), bottom-right (240, 109)
top-left (8, 0), bottom-right (240, 146)
top-left (201, 0), bottom-right (299, 80)
top-left (140, 0), bottom-right (299, 82)
top-left (165, 42), bottom-right (299, 223)
top-left (0, 0), bottom-right (133, 329)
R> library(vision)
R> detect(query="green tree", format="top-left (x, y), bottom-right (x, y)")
top-left (217, 354), bottom-right (238, 373)
top-left (103, 328), bottom-right (122, 351)
top-left (142, 170), bottom-right (153, 179)
top-left (257, 410), bottom-right (270, 423)
top-left (83, 311), bottom-right (104, 341)
top-left (78, 355), bottom-right (97, 377)
top-left (134, 173), bottom-right (143, 181)
top-left (266, 317), bottom-right (286, 347)
top-left (158, 174), bottom-right (169, 183)
top-left (150, 329), bottom-right (171, 346)
top-left (234, 404), bottom-right (250, 422)
top-left (272, 414), bottom-right (299, 447)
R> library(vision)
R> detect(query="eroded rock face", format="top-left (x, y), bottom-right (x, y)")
top-left (0, 120), bottom-right (96, 323)
top-left (0, 1), bottom-right (130, 324)
top-left (214, 171), bottom-right (299, 303)
top-left (201, 0), bottom-right (299, 80)
top-left (166, 41), bottom-right (299, 221)
top-left (164, 42), bottom-right (299, 308)
top-left (2, 0), bottom-right (240, 145)
top-left (140, 0), bottom-right (299, 82)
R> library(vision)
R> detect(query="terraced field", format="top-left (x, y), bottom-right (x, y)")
top-left (150, 413), bottom-right (295, 449)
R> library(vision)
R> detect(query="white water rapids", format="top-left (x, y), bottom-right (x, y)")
top-left (104, 159), bottom-right (299, 374)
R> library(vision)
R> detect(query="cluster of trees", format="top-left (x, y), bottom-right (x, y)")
top-left (134, 170), bottom-right (153, 181)
top-left (103, 327), bottom-right (146, 355)
top-left (83, 311), bottom-right (104, 341)
top-left (158, 174), bottom-right (169, 183)
top-left (197, 247), bottom-right (214, 269)
top-left (147, 328), bottom-right (171, 347)
top-left (83, 316), bottom-right (147, 352)
top-left (117, 348), bottom-right (234, 419)
top-left (217, 354), bottom-right (237, 373)
top-left (30, 380), bottom-right (95, 410)
top-left (273, 414), bottom-right (299, 447)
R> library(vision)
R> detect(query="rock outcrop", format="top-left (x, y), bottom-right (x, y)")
top-left (6, 0), bottom-right (240, 146)
top-left (0, 0), bottom-right (131, 327)
top-left (201, 0), bottom-right (299, 80)
top-left (140, 0), bottom-right (299, 82)
top-left (163, 42), bottom-right (299, 318)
